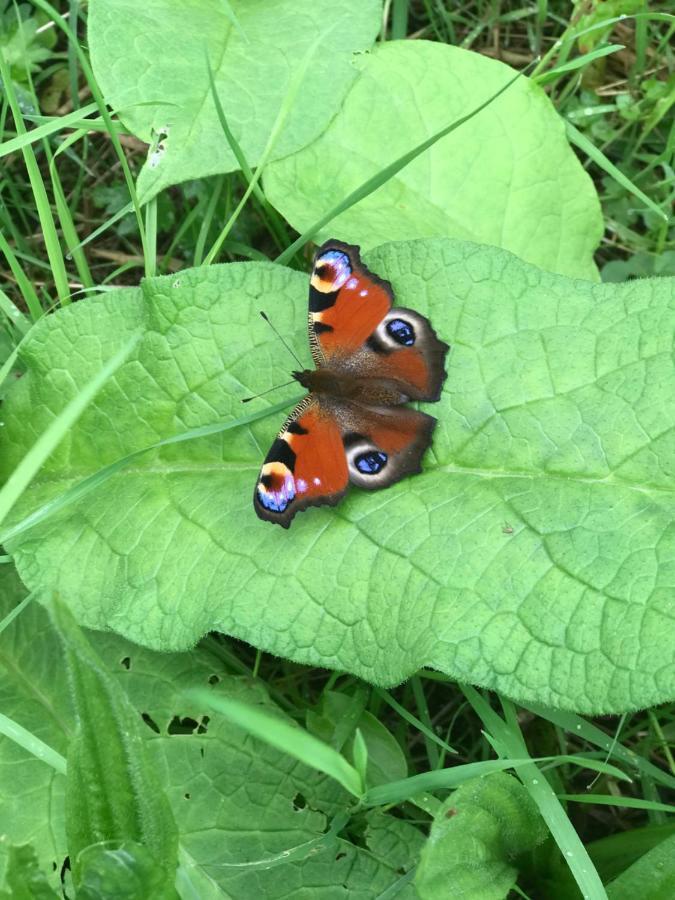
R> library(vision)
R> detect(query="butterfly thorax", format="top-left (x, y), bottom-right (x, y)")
top-left (292, 368), bottom-right (409, 406)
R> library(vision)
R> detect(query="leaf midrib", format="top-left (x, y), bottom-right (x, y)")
top-left (26, 461), bottom-right (675, 500)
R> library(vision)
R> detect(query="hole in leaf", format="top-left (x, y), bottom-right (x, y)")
top-left (59, 857), bottom-right (70, 883)
top-left (292, 792), bottom-right (307, 811)
top-left (199, 747), bottom-right (205, 758)
top-left (208, 674), bottom-right (220, 685)
top-left (120, 656), bottom-right (131, 670)
top-left (335, 852), bottom-right (347, 862)
top-left (168, 715), bottom-right (197, 734)
top-left (167, 715), bottom-right (209, 735)
top-left (197, 715), bottom-right (209, 734)
top-left (184, 793), bottom-right (191, 800)
top-left (141, 712), bottom-right (160, 734)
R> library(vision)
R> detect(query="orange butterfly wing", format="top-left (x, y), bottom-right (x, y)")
top-left (308, 242), bottom-right (448, 401)
top-left (308, 240), bottom-right (392, 363)
top-left (253, 399), bottom-right (349, 528)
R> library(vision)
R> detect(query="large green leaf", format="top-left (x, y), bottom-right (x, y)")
top-left (416, 772), bottom-right (547, 899)
top-left (607, 831), bottom-right (675, 899)
top-left (264, 41), bottom-right (603, 280)
top-left (2, 240), bottom-right (675, 713)
top-left (87, 0), bottom-right (381, 201)
top-left (0, 570), bottom-right (412, 897)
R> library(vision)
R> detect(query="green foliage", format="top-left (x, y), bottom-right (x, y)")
top-left (264, 41), bottom-right (603, 280)
top-left (415, 772), bottom-right (547, 899)
top-left (75, 842), bottom-right (179, 900)
top-left (607, 831), bottom-right (675, 899)
top-left (0, 2), bottom-right (54, 96)
top-left (0, 578), bottom-right (415, 897)
top-left (1, 1), bottom-right (674, 896)
top-left (51, 600), bottom-right (178, 893)
top-left (2, 240), bottom-right (675, 713)
top-left (87, 0), bottom-right (381, 202)
top-left (307, 690), bottom-right (408, 788)
top-left (0, 842), bottom-right (58, 900)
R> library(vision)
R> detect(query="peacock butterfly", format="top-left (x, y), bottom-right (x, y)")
top-left (254, 240), bottom-right (449, 527)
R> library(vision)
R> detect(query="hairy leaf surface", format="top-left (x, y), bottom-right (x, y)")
top-left (416, 773), bottom-right (547, 899)
top-left (2, 240), bottom-right (675, 712)
top-left (265, 42), bottom-right (603, 280)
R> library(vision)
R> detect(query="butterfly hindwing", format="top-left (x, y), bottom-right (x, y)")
top-left (253, 397), bottom-right (349, 528)
top-left (334, 402), bottom-right (437, 491)
top-left (309, 241), bottom-right (449, 401)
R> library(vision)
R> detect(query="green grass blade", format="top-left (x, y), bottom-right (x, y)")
top-left (213, 812), bottom-right (349, 870)
top-left (0, 49), bottom-right (71, 306)
top-left (50, 161), bottom-right (94, 289)
top-left (559, 794), bottom-right (675, 814)
top-left (0, 333), bottom-right (141, 530)
top-left (203, 28), bottom-right (328, 265)
top-left (274, 64), bottom-right (531, 265)
top-left (63, 198), bottom-right (135, 259)
top-left (523, 703), bottom-right (675, 791)
top-left (30, 0), bottom-right (148, 264)
top-left (145, 197), bottom-right (157, 278)
top-left (0, 230), bottom-right (43, 322)
top-left (189, 688), bottom-right (363, 798)
top-left (0, 712), bottom-right (66, 775)
top-left (193, 176), bottom-right (225, 267)
top-left (543, 755), bottom-right (631, 782)
top-left (0, 395), bottom-right (300, 546)
top-left (0, 101), bottom-right (98, 157)
top-left (362, 752), bottom-right (629, 809)
top-left (375, 688), bottom-right (457, 759)
top-left (205, 52), bottom-right (263, 204)
top-left (0, 344), bottom-right (20, 393)
top-left (464, 688), bottom-right (608, 900)
top-left (531, 12), bottom-right (674, 78)
top-left (215, 0), bottom-right (247, 40)
top-left (535, 44), bottom-right (625, 85)
top-left (362, 758), bottom-right (537, 807)
top-left (566, 121), bottom-right (668, 223)
top-left (0, 587), bottom-right (34, 635)
top-left (0, 287), bottom-right (30, 335)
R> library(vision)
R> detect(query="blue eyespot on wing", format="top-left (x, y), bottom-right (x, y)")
top-left (386, 318), bottom-right (415, 346)
top-left (355, 450), bottom-right (388, 474)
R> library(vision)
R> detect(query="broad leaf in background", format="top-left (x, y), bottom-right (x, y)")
top-left (75, 842), bottom-right (175, 900)
top-left (2, 240), bottom-right (675, 713)
top-left (0, 842), bottom-right (58, 899)
top-left (264, 42), bottom-right (603, 280)
top-left (87, 0), bottom-right (381, 201)
top-left (606, 831), bottom-right (675, 899)
top-left (307, 690), bottom-right (408, 788)
top-left (0, 573), bottom-right (412, 897)
top-left (415, 773), bottom-right (547, 899)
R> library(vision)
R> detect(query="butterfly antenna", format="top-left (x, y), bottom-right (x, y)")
top-left (241, 379), bottom-right (297, 403)
top-left (259, 310), bottom-right (304, 368)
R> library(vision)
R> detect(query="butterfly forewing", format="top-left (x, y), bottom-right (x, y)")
top-left (308, 240), bottom-right (392, 365)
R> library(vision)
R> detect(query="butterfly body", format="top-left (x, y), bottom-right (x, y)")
top-left (254, 241), bottom-right (449, 528)
top-left (292, 368), bottom-right (412, 406)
